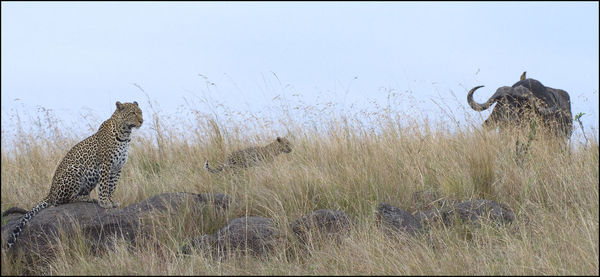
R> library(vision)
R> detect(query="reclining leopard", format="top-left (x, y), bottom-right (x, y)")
top-left (5, 101), bottom-right (143, 250)
top-left (204, 136), bottom-right (292, 173)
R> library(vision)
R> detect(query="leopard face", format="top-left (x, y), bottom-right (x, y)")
top-left (275, 137), bottom-right (292, 154)
top-left (114, 101), bottom-right (143, 130)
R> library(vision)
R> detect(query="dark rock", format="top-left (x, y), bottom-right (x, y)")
top-left (375, 203), bottom-right (422, 236)
top-left (180, 216), bottom-right (282, 258)
top-left (214, 216), bottom-right (281, 256)
top-left (2, 192), bottom-right (231, 263)
top-left (1, 207), bottom-right (28, 217)
top-left (122, 192), bottom-right (231, 215)
top-left (291, 209), bottom-right (353, 245)
top-left (2, 202), bottom-right (138, 261)
top-left (415, 199), bottom-right (515, 227)
top-left (1, 207), bottom-right (28, 226)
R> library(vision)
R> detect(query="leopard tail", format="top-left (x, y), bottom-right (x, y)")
top-left (5, 199), bottom-right (50, 250)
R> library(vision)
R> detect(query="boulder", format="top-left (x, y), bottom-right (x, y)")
top-left (180, 216), bottom-right (282, 258)
top-left (1, 207), bottom-right (28, 217)
top-left (1, 192), bottom-right (231, 262)
top-left (415, 199), bottom-right (515, 227)
top-left (375, 203), bottom-right (422, 236)
top-left (376, 199), bottom-right (514, 237)
top-left (291, 209), bottom-right (353, 245)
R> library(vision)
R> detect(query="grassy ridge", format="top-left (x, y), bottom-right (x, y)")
top-left (1, 99), bottom-right (598, 275)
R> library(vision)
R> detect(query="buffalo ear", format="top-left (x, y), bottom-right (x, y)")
top-left (520, 71), bottom-right (527, 81)
top-left (116, 101), bottom-right (124, 110)
top-left (490, 86), bottom-right (512, 101)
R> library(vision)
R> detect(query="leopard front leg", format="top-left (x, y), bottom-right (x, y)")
top-left (107, 168), bottom-right (122, 208)
top-left (98, 165), bottom-right (121, 208)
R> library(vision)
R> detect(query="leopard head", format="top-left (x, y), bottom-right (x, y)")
top-left (275, 136), bottom-right (292, 153)
top-left (114, 101), bottom-right (143, 130)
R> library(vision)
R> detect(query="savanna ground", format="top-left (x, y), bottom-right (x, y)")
top-left (1, 91), bottom-right (598, 275)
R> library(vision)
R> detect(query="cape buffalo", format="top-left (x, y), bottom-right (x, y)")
top-left (467, 72), bottom-right (573, 139)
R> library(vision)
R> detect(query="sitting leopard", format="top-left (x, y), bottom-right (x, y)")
top-left (5, 101), bottom-right (143, 250)
top-left (204, 136), bottom-right (292, 173)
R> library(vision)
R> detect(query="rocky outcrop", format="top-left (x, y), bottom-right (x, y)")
top-left (377, 199), bottom-right (515, 236)
top-left (291, 209), bottom-right (353, 245)
top-left (181, 209), bottom-right (354, 258)
top-left (179, 216), bottom-right (282, 258)
top-left (1, 192), bottom-right (231, 261)
top-left (415, 199), bottom-right (515, 227)
top-left (376, 203), bottom-right (422, 236)
top-left (2, 187), bottom-right (515, 267)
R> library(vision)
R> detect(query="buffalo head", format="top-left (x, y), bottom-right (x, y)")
top-left (467, 72), bottom-right (573, 139)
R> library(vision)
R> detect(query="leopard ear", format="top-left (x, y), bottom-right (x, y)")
top-left (133, 101), bottom-right (138, 106)
top-left (116, 101), bottom-right (124, 110)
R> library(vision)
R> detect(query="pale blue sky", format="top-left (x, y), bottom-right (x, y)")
top-left (1, 2), bottom-right (598, 142)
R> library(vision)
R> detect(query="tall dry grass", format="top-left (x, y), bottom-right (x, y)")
top-left (1, 94), bottom-right (598, 275)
